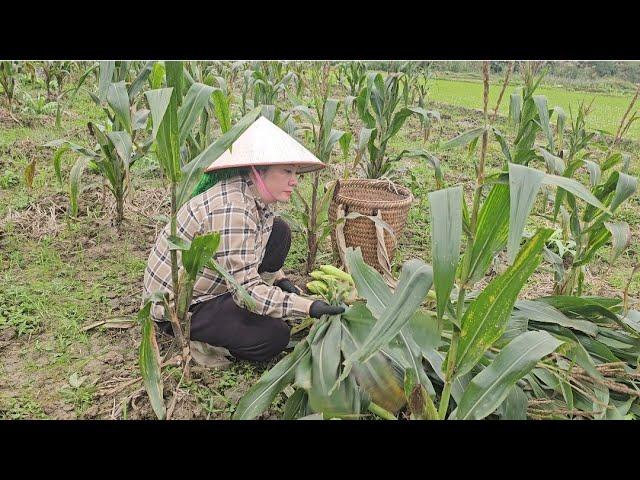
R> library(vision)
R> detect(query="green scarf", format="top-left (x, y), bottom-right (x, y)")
top-left (191, 167), bottom-right (248, 198)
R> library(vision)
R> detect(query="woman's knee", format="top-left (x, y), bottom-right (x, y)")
top-left (250, 320), bottom-right (290, 362)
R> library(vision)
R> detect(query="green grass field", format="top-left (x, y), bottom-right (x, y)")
top-left (429, 78), bottom-right (640, 140)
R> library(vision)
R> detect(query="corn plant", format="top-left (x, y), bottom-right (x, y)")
top-left (181, 61), bottom-right (235, 160)
top-left (0, 61), bottom-right (18, 116)
top-left (232, 62), bottom-right (639, 421)
top-left (41, 61), bottom-right (74, 100)
top-left (541, 103), bottom-right (639, 295)
top-left (138, 61), bottom-right (263, 419)
top-left (17, 91), bottom-right (58, 116)
top-left (342, 61), bottom-right (366, 97)
top-left (252, 62), bottom-right (296, 106)
top-left (399, 62), bottom-right (419, 107)
top-left (287, 62), bottom-right (348, 273)
top-left (45, 79), bottom-right (153, 224)
top-left (232, 253), bottom-right (434, 420)
top-left (355, 71), bottom-right (441, 181)
top-left (412, 68), bottom-right (440, 142)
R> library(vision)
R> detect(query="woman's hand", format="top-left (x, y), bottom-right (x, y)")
top-left (309, 300), bottom-right (345, 318)
top-left (274, 277), bottom-right (302, 295)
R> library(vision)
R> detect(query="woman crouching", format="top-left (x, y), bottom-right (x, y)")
top-left (143, 117), bottom-right (343, 366)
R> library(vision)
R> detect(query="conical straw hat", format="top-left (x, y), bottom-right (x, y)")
top-left (205, 116), bottom-right (326, 174)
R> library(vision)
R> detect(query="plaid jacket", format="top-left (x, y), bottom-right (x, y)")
top-left (143, 174), bottom-right (313, 322)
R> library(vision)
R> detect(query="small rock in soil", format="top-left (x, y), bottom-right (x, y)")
top-left (101, 351), bottom-right (124, 365)
top-left (83, 405), bottom-right (100, 419)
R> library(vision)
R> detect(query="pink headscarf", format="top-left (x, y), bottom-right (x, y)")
top-left (250, 166), bottom-right (277, 203)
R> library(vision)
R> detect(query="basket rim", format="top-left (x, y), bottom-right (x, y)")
top-left (331, 178), bottom-right (413, 209)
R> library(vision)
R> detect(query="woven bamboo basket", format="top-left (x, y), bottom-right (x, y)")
top-left (328, 179), bottom-right (413, 273)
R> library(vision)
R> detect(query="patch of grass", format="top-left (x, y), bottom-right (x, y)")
top-left (59, 380), bottom-right (96, 416)
top-left (430, 78), bottom-right (640, 140)
top-left (0, 393), bottom-right (47, 419)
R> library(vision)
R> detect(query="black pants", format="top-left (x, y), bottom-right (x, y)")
top-left (159, 217), bottom-right (292, 362)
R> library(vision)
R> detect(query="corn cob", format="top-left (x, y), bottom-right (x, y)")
top-left (319, 265), bottom-right (354, 284)
top-left (306, 280), bottom-right (328, 295)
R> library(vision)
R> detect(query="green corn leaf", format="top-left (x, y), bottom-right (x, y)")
top-left (357, 127), bottom-right (374, 157)
top-left (338, 131), bottom-right (352, 159)
top-left (178, 82), bottom-right (215, 145)
top-left (422, 349), bottom-right (470, 404)
top-left (538, 147), bottom-right (565, 175)
top-left (345, 247), bottom-right (392, 318)
top-left (106, 81), bottom-right (132, 134)
top-left (150, 62), bottom-right (166, 90)
top-left (309, 316), bottom-right (363, 418)
top-left (496, 384), bottom-right (528, 420)
top-left (211, 89), bottom-right (231, 134)
top-left (107, 131), bottom-right (133, 167)
top-left (294, 350), bottom-right (312, 390)
top-left (610, 172), bottom-right (637, 212)
top-left (52, 144), bottom-right (70, 186)
top-left (165, 61), bottom-right (184, 107)
top-left (492, 127), bottom-right (512, 165)
top-left (321, 129), bottom-right (345, 161)
top-left (128, 61), bottom-right (154, 99)
top-left (69, 157), bottom-right (90, 217)
top-left (145, 88), bottom-right (174, 140)
top-left (507, 163), bottom-right (545, 264)
top-left (428, 186), bottom-right (463, 321)
top-left (340, 318), bottom-right (406, 413)
top-left (382, 107), bottom-right (417, 143)
top-left (322, 98), bottom-right (339, 139)
top-left (392, 327), bottom-right (436, 396)
top-left (555, 106), bottom-right (566, 149)
top-left (441, 126), bottom-right (485, 150)
top-left (533, 95), bottom-right (554, 151)
top-left (283, 389), bottom-right (308, 420)
top-left (176, 107), bottom-right (262, 208)
top-left (405, 310), bottom-right (441, 355)
top-left (542, 173), bottom-right (608, 212)
top-left (457, 330), bottom-right (563, 420)
top-left (395, 149), bottom-right (443, 188)
top-left (601, 152), bottom-right (622, 171)
top-left (593, 383), bottom-right (610, 419)
top-left (604, 221), bottom-right (631, 264)
top-left (455, 228), bottom-right (553, 377)
top-left (291, 104), bottom-right (316, 125)
top-left (97, 61), bottom-right (115, 101)
top-left (467, 184), bottom-right (510, 283)
top-left (132, 109), bottom-right (150, 131)
top-left (515, 299), bottom-right (599, 337)
top-left (509, 92), bottom-right (522, 127)
top-left (537, 295), bottom-right (622, 318)
top-left (156, 89), bottom-right (181, 181)
top-left (344, 258), bottom-right (433, 367)
top-left (232, 340), bottom-right (311, 420)
top-left (582, 160), bottom-right (601, 187)
top-left (138, 302), bottom-right (166, 420)
top-left (181, 232), bottom-right (221, 282)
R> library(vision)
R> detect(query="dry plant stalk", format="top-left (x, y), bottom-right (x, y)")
top-left (614, 83), bottom-right (640, 145)
top-left (491, 61), bottom-right (515, 122)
